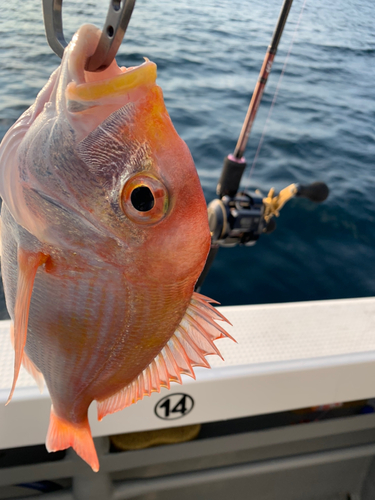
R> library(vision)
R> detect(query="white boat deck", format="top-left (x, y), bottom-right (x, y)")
top-left (1, 296), bottom-right (375, 450)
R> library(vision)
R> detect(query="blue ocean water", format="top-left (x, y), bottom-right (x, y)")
top-left (0, 0), bottom-right (374, 317)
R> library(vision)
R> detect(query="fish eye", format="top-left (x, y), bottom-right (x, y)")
top-left (120, 173), bottom-right (169, 224)
top-left (131, 186), bottom-right (155, 212)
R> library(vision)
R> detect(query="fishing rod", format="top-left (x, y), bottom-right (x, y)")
top-left (217, 0), bottom-right (293, 199)
top-left (196, 0), bottom-right (329, 290)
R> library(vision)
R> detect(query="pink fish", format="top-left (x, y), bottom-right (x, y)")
top-left (0, 24), bottom-right (233, 471)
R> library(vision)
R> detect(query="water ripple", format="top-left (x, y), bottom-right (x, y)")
top-left (0, 0), bottom-right (374, 309)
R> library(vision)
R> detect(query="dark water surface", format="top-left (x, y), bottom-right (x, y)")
top-left (0, 0), bottom-right (374, 317)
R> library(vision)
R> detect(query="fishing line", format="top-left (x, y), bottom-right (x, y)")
top-left (247, 0), bottom-right (308, 180)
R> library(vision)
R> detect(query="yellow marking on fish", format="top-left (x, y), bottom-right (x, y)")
top-left (67, 62), bottom-right (157, 101)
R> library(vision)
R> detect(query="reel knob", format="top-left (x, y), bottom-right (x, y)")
top-left (296, 182), bottom-right (329, 203)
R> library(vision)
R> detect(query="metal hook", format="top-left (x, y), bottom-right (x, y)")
top-left (86, 0), bottom-right (136, 72)
top-left (42, 0), bottom-right (66, 59)
top-left (42, 0), bottom-right (136, 72)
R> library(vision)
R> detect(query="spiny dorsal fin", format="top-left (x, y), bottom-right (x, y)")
top-left (6, 250), bottom-right (48, 405)
top-left (96, 292), bottom-right (234, 421)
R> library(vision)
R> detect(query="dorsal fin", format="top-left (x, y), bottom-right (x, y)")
top-left (96, 292), bottom-right (234, 421)
top-left (6, 249), bottom-right (48, 405)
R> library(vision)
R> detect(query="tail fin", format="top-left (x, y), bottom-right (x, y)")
top-left (46, 406), bottom-right (99, 472)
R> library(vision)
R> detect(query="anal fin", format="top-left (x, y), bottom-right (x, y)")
top-left (6, 249), bottom-right (48, 405)
top-left (96, 292), bottom-right (234, 421)
top-left (46, 406), bottom-right (99, 472)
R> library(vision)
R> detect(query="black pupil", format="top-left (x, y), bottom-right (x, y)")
top-left (131, 186), bottom-right (155, 212)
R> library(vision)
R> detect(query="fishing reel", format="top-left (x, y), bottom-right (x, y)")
top-left (207, 181), bottom-right (329, 248)
top-left (195, 0), bottom-right (331, 290)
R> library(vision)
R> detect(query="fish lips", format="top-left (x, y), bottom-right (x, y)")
top-left (57, 24), bottom-right (158, 141)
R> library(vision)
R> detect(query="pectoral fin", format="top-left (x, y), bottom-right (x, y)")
top-left (22, 351), bottom-right (45, 393)
top-left (9, 322), bottom-right (44, 393)
top-left (6, 249), bottom-right (48, 405)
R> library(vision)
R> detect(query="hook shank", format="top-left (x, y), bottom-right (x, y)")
top-left (42, 0), bottom-right (67, 59)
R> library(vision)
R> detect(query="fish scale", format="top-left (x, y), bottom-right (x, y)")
top-left (0, 23), bottom-right (233, 471)
top-left (27, 272), bottom-right (192, 419)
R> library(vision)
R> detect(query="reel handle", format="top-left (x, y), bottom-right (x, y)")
top-left (295, 182), bottom-right (329, 203)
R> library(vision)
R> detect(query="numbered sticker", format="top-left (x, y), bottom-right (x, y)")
top-left (154, 393), bottom-right (194, 420)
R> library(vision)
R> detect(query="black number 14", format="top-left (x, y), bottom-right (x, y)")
top-left (159, 395), bottom-right (188, 418)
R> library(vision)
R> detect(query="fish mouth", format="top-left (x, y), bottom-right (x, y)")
top-left (65, 24), bottom-right (157, 105)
